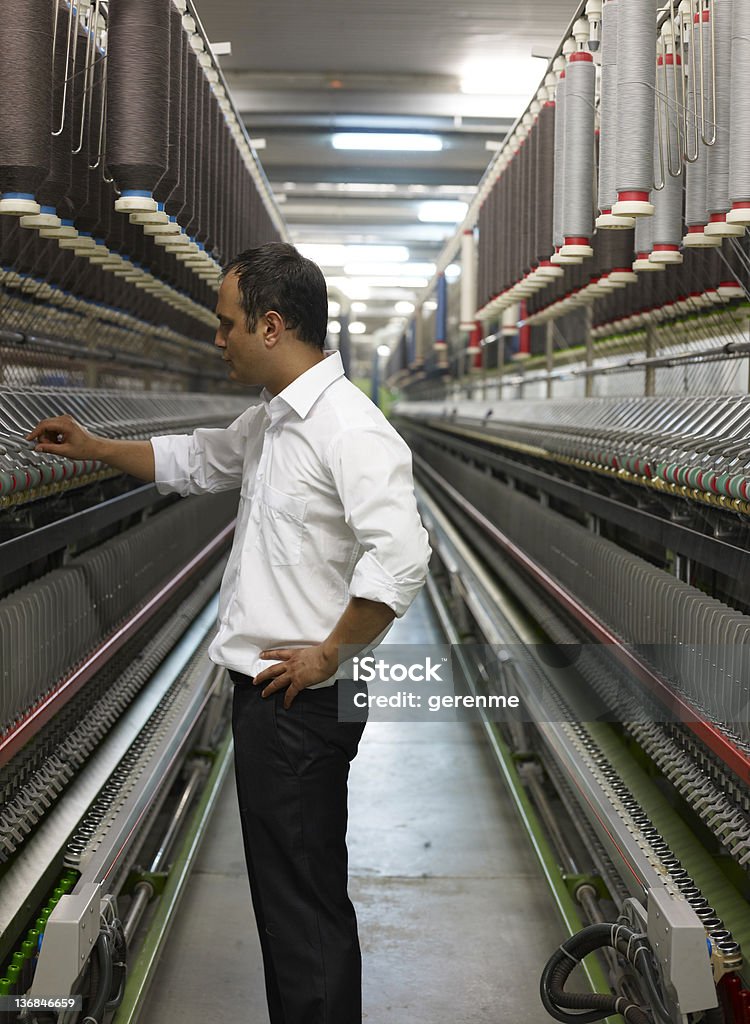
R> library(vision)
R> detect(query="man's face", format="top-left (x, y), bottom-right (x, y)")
top-left (214, 272), bottom-right (267, 386)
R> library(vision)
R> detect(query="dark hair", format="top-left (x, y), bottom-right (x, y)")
top-left (222, 242), bottom-right (328, 350)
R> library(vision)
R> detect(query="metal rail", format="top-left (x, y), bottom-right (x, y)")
top-left (415, 453), bottom-right (750, 786)
top-left (0, 522), bottom-right (235, 766)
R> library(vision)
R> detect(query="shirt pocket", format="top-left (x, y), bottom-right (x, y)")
top-left (257, 482), bottom-right (307, 566)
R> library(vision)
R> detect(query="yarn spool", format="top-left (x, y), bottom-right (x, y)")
top-left (706, 0), bottom-right (742, 237)
top-left (0, 0), bottom-right (54, 216)
top-left (684, 13), bottom-right (721, 247)
top-left (717, 238), bottom-right (746, 298)
top-left (154, 7), bottom-right (183, 213)
top-left (651, 54), bottom-right (684, 265)
top-left (459, 229), bottom-right (477, 330)
top-left (167, 26), bottom-right (192, 228)
top-left (552, 72), bottom-right (567, 260)
top-left (601, 226), bottom-right (637, 284)
top-left (612, 0), bottom-right (657, 217)
top-left (598, 0), bottom-right (634, 228)
top-left (183, 52), bottom-right (202, 241)
top-left (70, 30), bottom-right (107, 254)
top-left (107, 0), bottom-right (171, 215)
top-left (534, 100), bottom-right (560, 277)
top-left (727, 0), bottom-right (750, 224)
top-left (195, 77), bottom-right (213, 248)
top-left (633, 200), bottom-right (663, 270)
top-left (21, 2), bottom-right (73, 231)
top-left (561, 52), bottom-right (595, 259)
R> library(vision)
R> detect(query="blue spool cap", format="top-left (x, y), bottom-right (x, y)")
top-left (1, 192), bottom-right (35, 200)
top-left (157, 202), bottom-right (165, 212)
top-left (121, 190), bottom-right (153, 198)
top-left (168, 215), bottom-right (177, 224)
top-left (61, 219), bottom-right (74, 228)
top-left (40, 205), bottom-right (57, 216)
top-left (80, 230), bottom-right (92, 238)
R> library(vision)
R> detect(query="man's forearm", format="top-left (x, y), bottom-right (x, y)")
top-left (95, 438), bottom-right (156, 481)
top-left (320, 597), bottom-right (396, 666)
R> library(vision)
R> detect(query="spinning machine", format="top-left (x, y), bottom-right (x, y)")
top-left (0, 1), bottom-right (284, 1021)
top-left (393, 1), bottom-right (750, 1022)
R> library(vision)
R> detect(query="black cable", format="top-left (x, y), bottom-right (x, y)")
top-left (80, 931), bottom-right (113, 1024)
top-left (540, 923), bottom-right (654, 1024)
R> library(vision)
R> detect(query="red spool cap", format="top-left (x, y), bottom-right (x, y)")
top-left (618, 190), bottom-right (649, 201)
top-left (709, 213), bottom-right (727, 223)
top-left (653, 244), bottom-right (679, 251)
top-left (569, 51), bottom-right (593, 63)
top-left (564, 236), bottom-right (590, 245)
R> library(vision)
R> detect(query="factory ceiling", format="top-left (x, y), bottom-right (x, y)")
top-left (197, 0), bottom-right (579, 356)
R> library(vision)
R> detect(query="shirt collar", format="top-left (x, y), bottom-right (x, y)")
top-left (262, 351), bottom-right (345, 424)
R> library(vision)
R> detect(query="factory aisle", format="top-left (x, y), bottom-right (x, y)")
top-left (138, 590), bottom-right (564, 1024)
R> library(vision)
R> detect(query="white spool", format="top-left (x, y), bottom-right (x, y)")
top-left (705, 0), bottom-right (743, 236)
top-left (683, 15), bottom-right (721, 247)
top-left (561, 52), bottom-right (595, 258)
top-left (726, 0), bottom-right (750, 224)
top-left (459, 229), bottom-right (477, 330)
top-left (597, 0), bottom-right (635, 228)
top-left (650, 50), bottom-right (684, 263)
top-left (612, 0), bottom-right (657, 217)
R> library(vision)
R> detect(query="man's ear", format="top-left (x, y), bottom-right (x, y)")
top-left (263, 310), bottom-right (285, 348)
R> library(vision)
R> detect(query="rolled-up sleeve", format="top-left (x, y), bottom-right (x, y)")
top-left (150, 410), bottom-right (253, 496)
top-left (328, 424), bottom-right (431, 617)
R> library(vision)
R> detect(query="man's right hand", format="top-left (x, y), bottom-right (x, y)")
top-left (27, 415), bottom-right (103, 461)
top-left (26, 415), bottom-right (156, 482)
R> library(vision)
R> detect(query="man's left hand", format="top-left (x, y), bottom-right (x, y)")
top-left (254, 645), bottom-right (338, 707)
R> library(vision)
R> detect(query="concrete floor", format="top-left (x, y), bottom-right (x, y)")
top-left (138, 590), bottom-right (564, 1023)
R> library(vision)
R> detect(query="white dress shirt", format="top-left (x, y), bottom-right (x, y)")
top-left (150, 351), bottom-right (431, 685)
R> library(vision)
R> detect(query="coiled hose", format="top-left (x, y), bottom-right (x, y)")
top-left (540, 923), bottom-right (672, 1023)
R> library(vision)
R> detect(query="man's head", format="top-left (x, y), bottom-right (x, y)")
top-left (215, 242), bottom-right (328, 389)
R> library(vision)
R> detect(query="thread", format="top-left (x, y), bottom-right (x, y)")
top-left (598, 0), bottom-right (619, 214)
top-left (553, 73), bottom-right (567, 249)
top-left (634, 203), bottom-right (654, 255)
top-left (184, 52), bottom-right (201, 239)
top-left (196, 77), bottom-right (213, 247)
top-left (156, 6), bottom-right (184, 206)
top-left (728, 0), bottom-right (750, 208)
top-left (562, 53), bottom-right (595, 249)
top-left (168, 27), bottom-right (192, 225)
top-left (652, 55), bottom-right (684, 256)
top-left (0, 0), bottom-right (54, 201)
top-left (73, 30), bottom-right (106, 236)
top-left (106, 0), bottom-right (171, 194)
top-left (708, 0), bottom-right (733, 217)
top-left (535, 101), bottom-right (556, 263)
top-left (614, 0), bottom-right (657, 211)
top-left (37, 2), bottom-right (74, 216)
top-left (684, 18), bottom-right (710, 233)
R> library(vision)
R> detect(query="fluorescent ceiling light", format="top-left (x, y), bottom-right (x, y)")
top-left (350, 301), bottom-right (368, 313)
top-left (445, 263), bottom-right (462, 282)
top-left (347, 245), bottom-right (409, 263)
top-left (327, 320), bottom-right (341, 334)
top-left (344, 262), bottom-right (435, 277)
top-left (349, 321), bottom-right (367, 334)
top-left (332, 132), bottom-right (443, 152)
top-left (328, 299), bottom-right (341, 317)
top-left (418, 201), bottom-right (468, 224)
top-left (298, 244), bottom-right (409, 267)
top-left (395, 301), bottom-right (415, 315)
top-left (423, 300), bottom-right (438, 312)
top-left (377, 345), bottom-right (392, 357)
top-left (299, 244), bottom-right (347, 265)
top-left (346, 276), bottom-right (428, 288)
top-left (460, 58), bottom-right (545, 97)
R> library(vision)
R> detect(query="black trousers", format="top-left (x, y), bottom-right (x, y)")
top-left (230, 672), bottom-right (367, 1024)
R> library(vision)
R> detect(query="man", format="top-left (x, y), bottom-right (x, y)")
top-left (29, 241), bottom-right (431, 1024)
